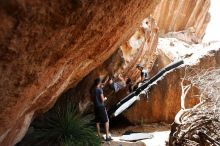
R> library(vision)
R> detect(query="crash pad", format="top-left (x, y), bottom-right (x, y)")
top-left (120, 133), bottom-right (153, 141)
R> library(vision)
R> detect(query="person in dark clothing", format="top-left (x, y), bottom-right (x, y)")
top-left (136, 64), bottom-right (148, 82)
top-left (135, 64), bottom-right (149, 88)
top-left (125, 77), bottom-right (133, 93)
top-left (107, 74), bottom-right (126, 93)
top-left (105, 74), bottom-right (134, 94)
top-left (90, 78), bottom-right (111, 141)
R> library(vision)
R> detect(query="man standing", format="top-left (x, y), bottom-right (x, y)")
top-left (90, 78), bottom-right (112, 141)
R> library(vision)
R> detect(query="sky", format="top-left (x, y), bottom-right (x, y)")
top-left (203, 0), bottom-right (220, 42)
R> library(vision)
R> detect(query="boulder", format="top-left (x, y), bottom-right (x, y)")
top-left (0, 0), bottom-right (213, 145)
top-left (123, 39), bottom-right (220, 123)
top-left (0, 0), bottom-right (160, 145)
top-left (152, 0), bottom-right (210, 42)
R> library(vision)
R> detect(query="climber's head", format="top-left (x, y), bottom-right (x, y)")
top-left (108, 76), bottom-right (114, 84)
top-left (94, 77), bottom-right (102, 87)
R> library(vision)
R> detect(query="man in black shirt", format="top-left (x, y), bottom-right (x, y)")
top-left (90, 78), bottom-right (111, 141)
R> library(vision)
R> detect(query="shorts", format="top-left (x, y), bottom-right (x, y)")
top-left (94, 106), bottom-right (109, 123)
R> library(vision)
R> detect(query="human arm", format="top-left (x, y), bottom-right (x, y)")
top-left (100, 94), bottom-right (107, 102)
top-left (101, 76), bottom-right (109, 87)
top-left (141, 76), bottom-right (145, 82)
top-left (118, 74), bottom-right (125, 82)
top-left (99, 89), bottom-right (107, 102)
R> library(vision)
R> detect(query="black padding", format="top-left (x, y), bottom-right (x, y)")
top-left (164, 60), bottom-right (184, 71)
top-left (107, 92), bottom-right (135, 115)
top-left (108, 60), bottom-right (184, 117)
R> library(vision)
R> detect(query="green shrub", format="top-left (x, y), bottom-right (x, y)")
top-left (24, 103), bottom-right (100, 146)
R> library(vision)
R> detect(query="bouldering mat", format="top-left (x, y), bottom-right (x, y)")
top-left (120, 133), bottom-right (153, 141)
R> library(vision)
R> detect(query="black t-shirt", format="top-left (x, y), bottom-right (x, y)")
top-left (92, 87), bottom-right (104, 107)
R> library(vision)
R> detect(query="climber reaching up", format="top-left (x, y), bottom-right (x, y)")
top-left (107, 74), bottom-right (127, 93)
top-left (108, 74), bottom-right (132, 93)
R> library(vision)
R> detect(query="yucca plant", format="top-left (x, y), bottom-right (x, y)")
top-left (21, 102), bottom-right (100, 146)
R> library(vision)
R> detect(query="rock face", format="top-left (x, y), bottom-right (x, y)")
top-left (152, 0), bottom-right (210, 42)
top-left (123, 39), bottom-right (220, 124)
top-left (61, 16), bottom-right (160, 113)
top-left (72, 0), bottom-right (212, 122)
top-left (0, 0), bottom-right (161, 145)
top-left (0, 0), bottom-right (213, 145)
top-left (73, 0), bottom-right (212, 113)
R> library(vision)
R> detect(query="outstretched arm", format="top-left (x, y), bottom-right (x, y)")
top-left (118, 74), bottom-right (125, 82)
top-left (101, 76), bottom-right (109, 87)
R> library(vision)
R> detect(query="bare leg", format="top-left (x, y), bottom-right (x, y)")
top-left (96, 123), bottom-right (101, 137)
top-left (104, 121), bottom-right (109, 138)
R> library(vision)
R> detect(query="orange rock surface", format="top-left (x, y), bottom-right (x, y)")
top-left (0, 0), bottom-right (160, 145)
top-left (123, 41), bottom-right (220, 123)
top-left (152, 0), bottom-right (210, 42)
top-left (0, 0), bottom-right (214, 145)
top-left (68, 16), bottom-right (159, 113)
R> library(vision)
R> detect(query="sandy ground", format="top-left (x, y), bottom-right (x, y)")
top-left (102, 123), bottom-right (170, 146)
